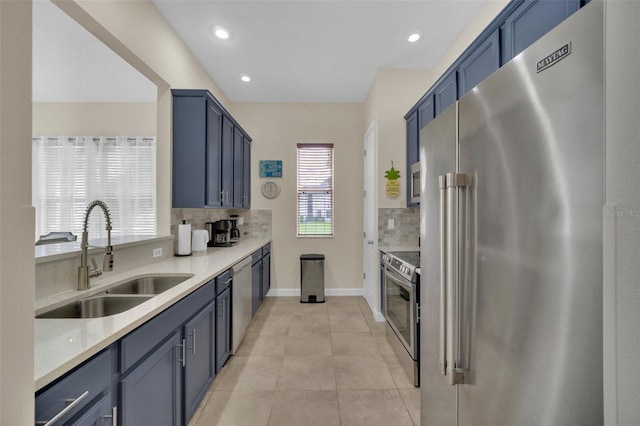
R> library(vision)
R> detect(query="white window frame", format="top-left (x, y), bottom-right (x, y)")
top-left (296, 143), bottom-right (334, 237)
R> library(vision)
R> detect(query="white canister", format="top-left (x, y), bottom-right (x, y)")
top-left (191, 229), bottom-right (209, 252)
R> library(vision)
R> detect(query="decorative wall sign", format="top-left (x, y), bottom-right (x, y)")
top-left (259, 160), bottom-right (283, 177)
top-left (384, 161), bottom-right (401, 198)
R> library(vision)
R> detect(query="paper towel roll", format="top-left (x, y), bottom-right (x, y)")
top-left (177, 221), bottom-right (192, 256)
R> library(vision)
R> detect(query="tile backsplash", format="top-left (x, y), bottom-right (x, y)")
top-left (378, 208), bottom-right (419, 247)
top-left (171, 209), bottom-right (272, 251)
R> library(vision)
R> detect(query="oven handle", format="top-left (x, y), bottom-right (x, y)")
top-left (384, 267), bottom-right (413, 292)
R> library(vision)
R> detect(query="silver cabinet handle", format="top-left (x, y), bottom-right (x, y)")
top-left (177, 339), bottom-right (186, 367)
top-left (101, 406), bottom-right (117, 426)
top-left (439, 175), bottom-right (448, 377)
top-left (36, 391), bottom-right (89, 426)
top-left (224, 278), bottom-right (232, 286)
top-left (192, 329), bottom-right (196, 355)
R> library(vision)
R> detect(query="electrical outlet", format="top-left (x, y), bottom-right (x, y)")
top-left (153, 248), bottom-right (163, 258)
top-left (388, 218), bottom-right (395, 230)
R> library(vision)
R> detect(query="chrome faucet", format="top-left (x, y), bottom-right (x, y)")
top-left (78, 200), bottom-right (114, 290)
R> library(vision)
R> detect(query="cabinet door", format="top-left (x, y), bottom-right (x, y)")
top-left (172, 96), bottom-right (206, 208)
top-left (69, 393), bottom-right (114, 426)
top-left (233, 128), bottom-right (244, 208)
top-left (405, 111), bottom-right (419, 207)
top-left (458, 29), bottom-right (500, 96)
top-left (221, 116), bottom-right (234, 207)
top-left (120, 331), bottom-right (182, 426)
top-left (251, 260), bottom-right (262, 316)
top-left (183, 302), bottom-right (215, 424)
top-left (243, 137), bottom-right (251, 209)
top-left (434, 71), bottom-right (458, 116)
top-left (262, 252), bottom-right (271, 299)
top-left (216, 287), bottom-right (231, 373)
top-left (501, 0), bottom-right (580, 64)
top-left (206, 100), bottom-right (223, 207)
top-left (418, 94), bottom-right (435, 131)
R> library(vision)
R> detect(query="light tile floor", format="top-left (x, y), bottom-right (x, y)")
top-left (189, 296), bottom-right (420, 426)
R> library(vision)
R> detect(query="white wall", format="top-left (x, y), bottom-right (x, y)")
top-left (0, 2), bottom-right (35, 424)
top-left (53, 0), bottom-right (233, 235)
top-left (603, 0), bottom-right (640, 423)
top-left (233, 103), bottom-right (364, 292)
top-left (33, 102), bottom-right (156, 135)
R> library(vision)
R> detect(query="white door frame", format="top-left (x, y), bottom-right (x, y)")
top-left (363, 121), bottom-right (384, 321)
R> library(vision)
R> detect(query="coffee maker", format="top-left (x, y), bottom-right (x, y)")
top-left (228, 218), bottom-right (241, 241)
top-left (206, 220), bottom-right (237, 247)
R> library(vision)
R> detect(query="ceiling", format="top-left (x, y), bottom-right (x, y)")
top-left (33, 0), bottom-right (487, 104)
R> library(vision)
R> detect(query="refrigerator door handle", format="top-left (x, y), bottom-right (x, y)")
top-left (446, 172), bottom-right (469, 385)
top-left (439, 175), bottom-right (448, 376)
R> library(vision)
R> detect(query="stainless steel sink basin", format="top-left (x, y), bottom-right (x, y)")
top-left (105, 274), bottom-right (192, 295)
top-left (37, 295), bottom-right (153, 319)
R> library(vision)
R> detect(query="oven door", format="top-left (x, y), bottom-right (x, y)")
top-left (384, 266), bottom-right (417, 359)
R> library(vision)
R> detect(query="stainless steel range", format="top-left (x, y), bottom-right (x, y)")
top-left (382, 250), bottom-right (420, 387)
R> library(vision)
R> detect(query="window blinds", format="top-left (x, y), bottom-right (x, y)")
top-left (32, 136), bottom-right (156, 241)
top-left (296, 143), bottom-right (334, 237)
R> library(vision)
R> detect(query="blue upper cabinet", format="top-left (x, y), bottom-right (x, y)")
top-left (458, 29), bottom-right (500, 96)
top-left (501, 0), bottom-right (580, 64)
top-left (243, 137), bottom-right (251, 209)
top-left (172, 89), bottom-right (251, 209)
top-left (172, 96), bottom-right (207, 208)
top-left (206, 101), bottom-right (223, 207)
top-left (434, 71), bottom-right (458, 116)
top-left (221, 116), bottom-right (234, 208)
top-left (418, 93), bottom-right (435, 131)
top-left (233, 128), bottom-right (244, 208)
top-left (405, 110), bottom-right (419, 207)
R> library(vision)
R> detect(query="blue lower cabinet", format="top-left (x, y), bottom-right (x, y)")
top-left (120, 331), bottom-right (183, 426)
top-left (252, 258), bottom-right (262, 316)
top-left (183, 302), bottom-right (216, 424)
top-left (36, 349), bottom-right (113, 426)
top-left (68, 393), bottom-right (115, 426)
top-left (262, 252), bottom-right (271, 299)
top-left (216, 287), bottom-right (231, 372)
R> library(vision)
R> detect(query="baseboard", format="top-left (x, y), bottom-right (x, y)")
top-left (372, 311), bottom-right (385, 322)
top-left (265, 288), bottom-right (364, 297)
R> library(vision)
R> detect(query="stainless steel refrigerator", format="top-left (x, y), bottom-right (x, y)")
top-left (419, 2), bottom-right (603, 425)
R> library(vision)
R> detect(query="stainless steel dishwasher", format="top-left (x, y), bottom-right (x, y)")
top-left (230, 255), bottom-right (252, 354)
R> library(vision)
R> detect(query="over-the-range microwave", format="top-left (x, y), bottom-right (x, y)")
top-left (410, 162), bottom-right (420, 204)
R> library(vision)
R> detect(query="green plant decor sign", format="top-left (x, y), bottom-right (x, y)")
top-left (385, 162), bottom-right (401, 198)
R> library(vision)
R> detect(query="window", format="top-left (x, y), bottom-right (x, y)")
top-left (297, 143), bottom-right (334, 237)
top-left (32, 136), bottom-right (156, 241)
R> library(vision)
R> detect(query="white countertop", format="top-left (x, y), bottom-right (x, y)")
top-left (35, 236), bottom-right (271, 391)
top-left (378, 245), bottom-right (420, 253)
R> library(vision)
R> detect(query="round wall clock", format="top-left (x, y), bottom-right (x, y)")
top-left (261, 181), bottom-right (281, 199)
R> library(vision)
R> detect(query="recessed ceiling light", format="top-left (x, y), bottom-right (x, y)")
top-left (408, 32), bottom-right (421, 43)
top-left (241, 75), bottom-right (251, 82)
top-left (212, 26), bottom-right (229, 40)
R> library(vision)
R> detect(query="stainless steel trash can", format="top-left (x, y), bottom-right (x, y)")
top-left (300, 254), bottom-right (325, 303)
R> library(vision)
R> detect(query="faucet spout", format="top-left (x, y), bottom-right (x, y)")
top-left (78, 200), bottom-right (114, 290)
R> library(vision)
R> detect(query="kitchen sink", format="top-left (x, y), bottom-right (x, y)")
top-left (105, 274), bottom-right (193, 295)
top-left (37, 295), bottom-right (153, 319)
